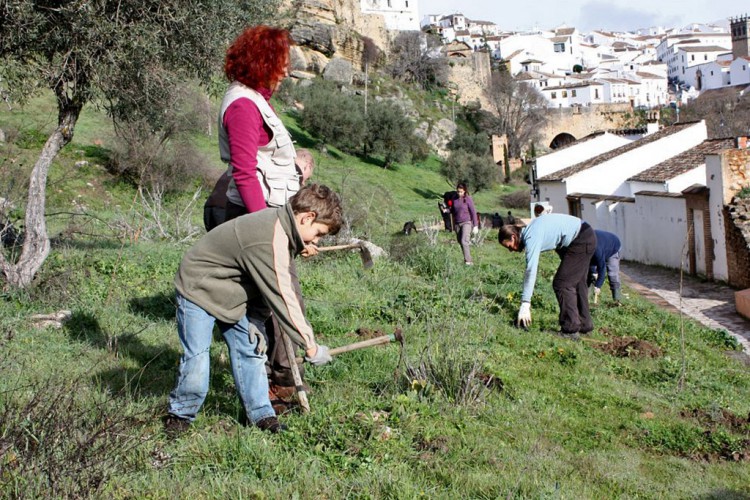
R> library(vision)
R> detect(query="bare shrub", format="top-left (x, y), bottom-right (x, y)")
top-left (112, 185), bottom-right (204, 243)
top-left (501, 189), bottom-right (531, 210)
top-left (0, 373), bottom-right (156, 497)
top-left (109, 127), bottom-right (213, 194)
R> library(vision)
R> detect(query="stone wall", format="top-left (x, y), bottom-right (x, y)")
top-left (724, 199), bottom-right (750, 288)
top-left (447, 51), bottom-right (492, 110)
top-left (722, 149), bottom-right (750, 288)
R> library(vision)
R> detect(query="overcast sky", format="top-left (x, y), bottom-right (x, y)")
top-left (420, 1), bottom-right (747, 32)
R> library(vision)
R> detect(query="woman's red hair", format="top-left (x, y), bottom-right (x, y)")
top-left (224, 25), bottom-right (293, 90)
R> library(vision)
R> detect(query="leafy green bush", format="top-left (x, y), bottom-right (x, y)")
top-left (300, 80), bottom-right (366, 155)
top-left (365, 100), bottom-right (417, 168)
top-left (447, 128), bottom-right (490, 157)
top-left (440, 150), bottom-right (497, 191)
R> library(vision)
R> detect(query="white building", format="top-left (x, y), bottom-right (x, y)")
top-left (627, 138), bottom-right (735, 194)
top-left (729, 56), bottom-right (750, 86)
top-left (534, 131), bottom-right (634, 179)
top-left (655, 32), bottom-right (731, 81)
top-left (360, 0), bottom-right (420, 31)
top-left (536, 120), bottom-right (708, 214)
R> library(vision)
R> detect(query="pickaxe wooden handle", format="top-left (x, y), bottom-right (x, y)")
top-left (295, 328), bottom-right (404, 364)
top-left (282, 331), bottom-right (310, 413)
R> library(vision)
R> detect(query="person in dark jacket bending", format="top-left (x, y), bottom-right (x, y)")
top-left (589, 229), bottom-right (622, 304)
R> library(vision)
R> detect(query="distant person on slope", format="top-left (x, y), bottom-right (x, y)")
top-left (451, 183), bottom-right (479, 265)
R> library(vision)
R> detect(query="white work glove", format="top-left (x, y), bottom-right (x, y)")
top-left (517, 302), bottom-right (531, 328)
top-left (305, 344), bottom-right (332, 366)
top-left (593, 287), bottom-right (601, 305)
top-left (471, 226), bottom-right (479, 235)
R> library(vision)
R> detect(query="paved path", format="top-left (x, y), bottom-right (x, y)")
top-left (620, 261), bottom-right (750, 352)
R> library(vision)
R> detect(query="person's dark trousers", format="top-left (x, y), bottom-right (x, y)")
top-left (264, 261), bottom-right (306, 387)
top-left (225, 201), bottom-right (247, 222)
top-left (203, 206), bottom-right (226, 232)
top-left (224, 201), bottom-right (306, 389)
top-left (553, 223), bottom-right (597, 333)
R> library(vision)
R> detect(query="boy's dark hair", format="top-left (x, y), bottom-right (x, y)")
top-left (498, 224), bottom-right (521, 244)
top-left (290, 184), bottom-right (343, 235)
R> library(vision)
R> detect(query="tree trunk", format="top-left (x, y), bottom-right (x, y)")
top-left (0, 104), bottom-right (80, 288)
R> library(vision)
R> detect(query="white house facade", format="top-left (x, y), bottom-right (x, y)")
top-left (360, 0), bottom-right (419, 31)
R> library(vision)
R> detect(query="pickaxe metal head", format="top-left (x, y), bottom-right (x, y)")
top-left (317, 242), bottom-right (374, 269)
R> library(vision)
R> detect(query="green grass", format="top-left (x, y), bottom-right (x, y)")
top-left (1, 93), bottom-right (749, 498)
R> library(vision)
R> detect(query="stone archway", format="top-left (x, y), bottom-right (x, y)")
top-left (549, 132), bottom-right (576, 149)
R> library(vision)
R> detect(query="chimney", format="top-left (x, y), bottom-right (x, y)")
top-left (645, 110), bottom-right (660, 135)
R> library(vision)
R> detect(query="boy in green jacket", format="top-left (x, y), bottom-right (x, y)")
top-left (165, 184), bottom-right (343, 434)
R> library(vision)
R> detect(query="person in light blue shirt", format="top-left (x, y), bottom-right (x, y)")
top-left (498, 213), bottom-right (597, 336)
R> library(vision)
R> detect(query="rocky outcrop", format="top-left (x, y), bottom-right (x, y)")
top-left (282, 0), bottom-right (390, 74)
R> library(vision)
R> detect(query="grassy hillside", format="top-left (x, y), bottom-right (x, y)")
top-left (1, 94), bottom-right (749, 498)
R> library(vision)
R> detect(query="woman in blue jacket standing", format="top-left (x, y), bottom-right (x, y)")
top-left (451, 183), bottom-right (479, 265)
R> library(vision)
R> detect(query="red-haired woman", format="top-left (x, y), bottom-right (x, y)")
top-left (219, 25), bottom-right (300, 221)
top-left (217, 26), bottom-right (308, 411)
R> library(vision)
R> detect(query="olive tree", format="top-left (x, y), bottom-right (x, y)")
top-left (0, 0), bottom-right (278, 288)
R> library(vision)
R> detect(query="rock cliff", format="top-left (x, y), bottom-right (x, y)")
top-left (280, 0), bottom-right (391, 73)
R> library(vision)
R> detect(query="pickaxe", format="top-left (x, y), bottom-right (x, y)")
top-left (285, 328), bottom-right (404, 413)
top-left (294, 328), bottom-right (404, 364)
top-left (317, 242), bottom-right (374, 269)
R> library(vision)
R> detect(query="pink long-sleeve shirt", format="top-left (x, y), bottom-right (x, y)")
top-left (223, 87), bottom-right (274, 213)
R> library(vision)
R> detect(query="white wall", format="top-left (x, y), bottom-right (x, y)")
top-left (665, 167), bottom-right (706, 193)
top-left (730, 58), bottom-right (750, 86)
top-left (563, 121), bottom-right (708, 199)
top-left (361, 0), bottom-right (419, 31)
top-left (535, 133), bottom-right (632, 178)
top-left (705, 153), bottom-right (729, 280)
top-left (579, 194), bottom-right (689, 270)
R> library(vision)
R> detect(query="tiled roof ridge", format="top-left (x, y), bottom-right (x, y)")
top-left (539, 121), bottom-right (702, 181)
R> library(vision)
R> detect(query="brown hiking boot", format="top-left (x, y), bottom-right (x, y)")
top-left (255, 416), bottom-right (286, 434)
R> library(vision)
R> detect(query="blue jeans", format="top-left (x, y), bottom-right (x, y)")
top-left (168, 292), bottom-right (275, 424)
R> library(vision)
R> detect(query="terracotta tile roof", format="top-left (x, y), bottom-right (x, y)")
top-left (679, 45), bottom-right (730, 52)
top-left (628, 138), bottom-right (735, 182)
top-left (539, 121), bottom-right (701, 181)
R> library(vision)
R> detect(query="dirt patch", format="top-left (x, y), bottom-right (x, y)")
top-left (591, 336), bottom-right (662, 359)
top-left (355, 327), bottom-right (387, 340)
top-left (477, 372), bottom-right (504, 391)
top-left (681, 408), bottom-right (750, 433)
top-left (681, 408), bottom-right (750, 462)
top-left (414, 435), bottom-right (450, 461)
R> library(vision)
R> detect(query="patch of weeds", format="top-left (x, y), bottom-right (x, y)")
top-left (403, 345), bottom-right (503, 406)
top-left (637, 419), bottom-right (750, 462)
top-left (700, 328), bottom-right (741, 350)
top-left (14, 128), bottom-right (48, 149)
top-left (0, 371), bottom-right (156, 497)
top-left (533, 346), bottom-right (579, 366)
